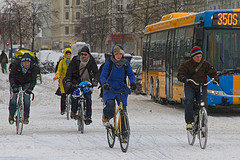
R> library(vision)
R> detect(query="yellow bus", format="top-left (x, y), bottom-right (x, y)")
top-left (143, 9), bottom-right (240, 106)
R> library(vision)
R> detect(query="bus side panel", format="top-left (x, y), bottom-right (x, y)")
top-left (147, 71), bottom-right (159, 95)
top-left (172, 85), bottom-right (184, 102)
top-left (159, 72), bottom-right (166, 98)
top-left (233, 75), bottom-right (240, 104)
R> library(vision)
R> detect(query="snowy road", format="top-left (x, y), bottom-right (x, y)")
top-left (1, 72), bottom-right (240, 160)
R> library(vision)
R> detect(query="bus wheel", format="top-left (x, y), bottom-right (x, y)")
top-left (160, 98), bottom-right (168, 105)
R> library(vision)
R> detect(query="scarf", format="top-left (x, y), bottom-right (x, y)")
top-left (79, 56), bottom-right (90, 81)
top-left (66, 59), bottom-right (70, 67)
top-left (110, 56), bottom-right (127, 68)
top-left (21, 62), bottom-right (30, 74)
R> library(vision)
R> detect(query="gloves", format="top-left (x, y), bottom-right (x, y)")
top-left (53, 74), bottom-right (60, 81)
top-left (25, 88), bottom-right (32, 95)
top-left (130, 83), bottom-right (137, 90)
top-left (213, 77), bottom-right (219, 85)
top-left (181, 77), bottom-right (187, 83)
top-left (12, 86), bottom-right (19, 93)
top-left (103, 83), bottom-right (110, 91)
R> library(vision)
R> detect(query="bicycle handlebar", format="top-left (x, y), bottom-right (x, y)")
top-left (76, 84), bottom-right (93, 89)
top-left (187, 78), bottom-right (217, 86)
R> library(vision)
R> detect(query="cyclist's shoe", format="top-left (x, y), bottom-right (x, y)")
top-left (102, 114), bottom-right (110, 127)
top-left (70, 112), bottom-right (76, 119)
top-left (60, 110), bottom-right (65, 115)
top-left (186, 123), bottom-right (193, 130)
top-left (23, 118), bottom-right (29, 124)
top-left (85, 117), bottom-right (92, 125)
top-left (8, 115), bottom-right (14, 125)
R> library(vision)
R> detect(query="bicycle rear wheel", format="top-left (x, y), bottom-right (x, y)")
top-left (77, 101), bottom-right (84, 133)
top-left (107, 123), bottom-right (115, 148)
top-left (198, 107), bottom-right (208, 149)
top-left (16, 105), bottom-right (24, 135)
top-left (119, 111), bottom-right (130, 153)
top-left (66, 95), bottom-right (71, 120)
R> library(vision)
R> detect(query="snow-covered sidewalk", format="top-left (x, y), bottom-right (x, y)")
top-left (0, 72), bottom-right (240, 160)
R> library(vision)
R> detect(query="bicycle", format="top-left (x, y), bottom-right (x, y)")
top-left (186, 78), bottom-right (216, 149)
top-left (65, 94), bottom-right (71, 120)
top-left (15, 88), bottom-right (34, 135)
top-left (105, 87), bottom-right (131, 153)
top-left (72, 81), bottom-right (92, 133)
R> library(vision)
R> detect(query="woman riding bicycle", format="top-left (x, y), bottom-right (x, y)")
top-left (100, 44), bottom-right (136, 126)
top-left (53, 48), bottom-right (72, 115)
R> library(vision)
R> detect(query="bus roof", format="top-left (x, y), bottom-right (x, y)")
top-left (145, 9), bottom-right (240, 34)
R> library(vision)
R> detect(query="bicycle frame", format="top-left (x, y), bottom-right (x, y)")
top-left (113, 101), bottom-right (124, 133)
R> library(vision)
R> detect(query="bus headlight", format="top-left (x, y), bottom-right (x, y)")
top-left (200, 102), bottom-right (205, 106)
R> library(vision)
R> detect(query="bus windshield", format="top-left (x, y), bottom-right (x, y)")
top-left (205, 29), bottom-right (240, 73)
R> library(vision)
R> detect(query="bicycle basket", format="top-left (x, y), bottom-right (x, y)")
top-left (79, 81), bottom-right (93, 94)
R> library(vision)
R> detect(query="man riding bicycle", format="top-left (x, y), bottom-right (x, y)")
top-left (177, 46), bottom-right (219, 130)
top-left (9, 53), bottom-right (38, 124)
top-left (100, 44), bottom-right (136, 127)
top-left (65, 46), bottom-right (99, 125)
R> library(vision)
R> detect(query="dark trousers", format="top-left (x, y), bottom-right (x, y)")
top-left (71, 92), bottom-right (92, 118)
top-left (103, 99), bottom-right (127, 132)
top-left (184, 85), bottom-right (208, 123)
top-left (61, 94), bottom-right (66, 112)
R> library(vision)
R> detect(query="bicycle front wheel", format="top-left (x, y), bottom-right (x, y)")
top-left (16, 105), bottom-right (24, 135)
top-left (107, 123), bottom-right (115, 148)
top-left (77, 101), bottom-right (84, 133)
top-left (187, 129), bottom-right (196, 145)
top-left (119, 111), bottom-right (130, 153)
top-left (66, 95), bottom-right (71, 120)
top-left (198, 107), bottom-right (208, 149)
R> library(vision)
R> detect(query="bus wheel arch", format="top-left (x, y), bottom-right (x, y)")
top-left (155, 78), bottom-right (160, 103)
top-left (150, 77), bottom-right (154, 100)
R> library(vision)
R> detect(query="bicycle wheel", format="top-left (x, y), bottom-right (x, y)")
top-left (66, 95), bottom-right (71, 120)
top-left (119, 111), bottom-right (130, 153)
top-left (187, 129), bottom-right (196, 145)
top-left (77, 101), bottom-right (84, 133)
top-left (16, 104), bottom-right (24, 135)
top-left (107, 123), bottom-right (115, 148)
top-left (198, 107), bottom-right (208, 149)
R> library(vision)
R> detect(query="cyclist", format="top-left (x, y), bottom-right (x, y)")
top-left (53, 48), bottom-right (72, 115)
top-left (65, 46), bottom-right (99, 125)
top-left (100, 44), bottom-right (136, 127)
top-left (177, 46), bottom-right (219, 130)
top-left (8, 53), bottom-right (38, 124)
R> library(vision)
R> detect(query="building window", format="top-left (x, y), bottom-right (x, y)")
top-left (75, 27), bottom-right (81, 34)
top-left (117, 0), bottom-right (123, 11)
top-left (66, 0), bottom-right (69, 5)
top-left (116, 18), bottom-right (123, 32)
top-left (65, 27), bottom-right (69, 35)
top-left (154, 0), bottom-right (158, 5)
top-left (76, 0), bottom-right (80, 5)
top-left (76, 12), bottom-right (80, 20)
top-left (232, 2), bottom-right (235, 8)
top-left (65, 12), bottom-right (69, 20)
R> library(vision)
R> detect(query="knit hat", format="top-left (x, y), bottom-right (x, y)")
top-left (21, 53), bottom-right (32, 62)
top-left (112, 44), bottom-right (125, 56)
top-left (79, 46), bottom-right (90, 54)
top-left (191, 46), bottom-right (203, 57)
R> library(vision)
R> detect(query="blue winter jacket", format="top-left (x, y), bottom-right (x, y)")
top-left (100, 59), bottom-right (135, 106)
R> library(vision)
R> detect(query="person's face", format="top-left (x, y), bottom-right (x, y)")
top-left (192, 54), bottom-right (202, 63)
top-left (80, 52), bottom-right (89, 61)
top-left (66, 53), bottom-right (71, 59)
top-left (114, 53), bottom-right (123, 61)
top-left (22, 61), bottom-right (30, 68)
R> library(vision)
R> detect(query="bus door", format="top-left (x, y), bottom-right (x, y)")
top-left (165, 30), bottom-right (175, 100)
top-left (143, 35), bottom-right (151, 94)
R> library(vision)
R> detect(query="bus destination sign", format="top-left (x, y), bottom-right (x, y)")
top-left (212, 12), bottom-right (240, 27)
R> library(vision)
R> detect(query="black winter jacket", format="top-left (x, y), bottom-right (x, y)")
top-left (65, 54), bottom-right (99, 85)
top-left (9, 61), bottom-right (38, 90)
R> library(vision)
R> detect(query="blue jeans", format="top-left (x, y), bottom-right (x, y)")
top-left (184, 85), bottom-right (208, 123)
top-left (71, 92), bottom-right (92, 118)
top-left (9, 83), bottom-right (31, 118)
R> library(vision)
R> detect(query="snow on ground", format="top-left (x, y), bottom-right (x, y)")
top-left (1, 71), bottom-right (240, 160)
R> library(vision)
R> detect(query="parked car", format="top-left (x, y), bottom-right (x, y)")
top-left (134, 65), bottom-right (142, 95)
top-left (131, 61), bottom-right (142, 73)
top-left (130, 56), bottom-right (142, 65)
